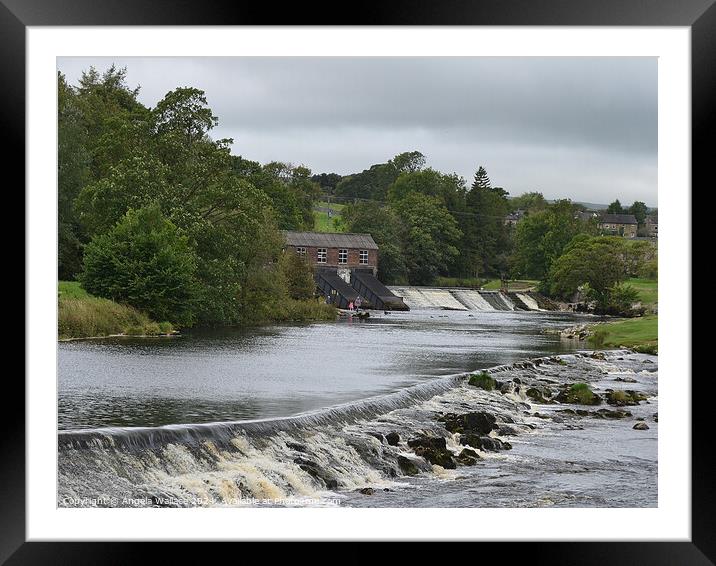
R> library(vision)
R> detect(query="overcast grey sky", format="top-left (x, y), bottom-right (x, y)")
top-left (58, 57), bottom-right (657, 206)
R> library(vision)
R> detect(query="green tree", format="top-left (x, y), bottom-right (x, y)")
top-left (628, 201), bottom-right (648, 225)
top-left (280, 251), bottom-right (316, 300)
top-left (546, 236), bottom-right (628, 311)
top-left (58, 72), bottom-right (90, 279)
top-left (510, 191), bottom-right (548, 214)
top-left (335, 162), bottom-right (400, 201)
top-left (387, 168), bottom-right (466, 211)
top-left (606, 199), bottom-right (624, 214)
top-left (393, 193), bottom-right (462, 285)
top-left (512, 200), bottom-right (594, 280)
top-left (390, 151), bottom-right (426, 174)
top-left (458, 166), bottom-right (511, 278)
top-left (80, 205), bottom-right (199, 326)
top-left (342, 201), bottom-right (408, 284)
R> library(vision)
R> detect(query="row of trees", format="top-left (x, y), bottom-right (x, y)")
top-left (60, 66), bottom-right (656, 325)
top-left (59, 66), bottom-right (320, 326)
top-left (338, 157), bottom-right (512, 285)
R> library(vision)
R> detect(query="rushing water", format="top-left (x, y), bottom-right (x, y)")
top-left (57, 310), bottom-right (657, 508)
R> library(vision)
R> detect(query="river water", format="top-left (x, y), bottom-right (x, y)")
top-left (57, 310), bottom-right (657, 508)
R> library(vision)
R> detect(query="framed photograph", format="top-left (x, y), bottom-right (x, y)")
top-left (9, 0), bottom-right (708, 561)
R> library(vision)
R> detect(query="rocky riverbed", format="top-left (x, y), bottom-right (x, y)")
top-left (59, 349), bottom-right (657, 508)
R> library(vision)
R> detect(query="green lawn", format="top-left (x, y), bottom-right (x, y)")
top-left (483, 279), bottom-right (540, 291)
top-left (58, 280), bottom-right (90, 298)
top-left (313, 201), bottom-right (346, 233)
top-left (627, 278), bottom-right (658, 308)
top-left (590, 314), bottom-right (658, 354)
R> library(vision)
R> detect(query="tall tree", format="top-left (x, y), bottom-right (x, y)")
top-left (606, 199), bottom-right (624, 214)
top-left (342, 201), bottom-right (408, 284)
top-left (628, 201), bottom-right (648, 225)
top-left (393, 193), bottom-right (462, 285)
top-left (457, 166), bottom-right (511, 278)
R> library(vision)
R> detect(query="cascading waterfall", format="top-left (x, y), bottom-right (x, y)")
top-left (448, 289), bottom-right (495, 311)
top-left (388, 286), bottom-right (549, 312)
top-left (58, 350), bottom-right (655, 508)
top-left (516, 293), bottom-right (543, 311)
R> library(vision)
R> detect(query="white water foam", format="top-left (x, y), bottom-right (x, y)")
top-left (449, 289), bottom-right (496, 311)
top-left (516, 293), bottom-right (542, 311)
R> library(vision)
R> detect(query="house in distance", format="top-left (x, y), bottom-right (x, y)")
top-left (598, 213), bottom-right (638, 238)
top-left (282, 231), bottom-right (408, 311)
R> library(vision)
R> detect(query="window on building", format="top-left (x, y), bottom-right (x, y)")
top-left (295, 247), bottom-right (306, 256)
top-left (359, 250), bottom-right (369, 265)
top-left (338, 249), bottom-right (348, 264)
top-left (317, 248), bottom-right (327, 263)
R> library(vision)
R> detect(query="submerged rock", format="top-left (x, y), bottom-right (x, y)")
top-left (438, 411), bottom-right (498, 435)
top-left (605, 390), bottom-right (648, 406)
top-left (358, 487), bottom-right (375, 495)
top-left (526, 387), bottom-right (553, 404)
top-left (594, 408), bottom-right (632, 419)
top-left (456, 448), bottom-right (480, 466)
top-left (633, 422), bottom-right (650, 430)
top-left (459, 433), bottom-right (511, 451)
top-left (408, 435), bottom-right (456, 469)
top-left (385, 432), bottom-right (400, 446)
top-left (555, 383), bottom-right (602, 406)
top-left (396, 455), bottom-right (420, 476)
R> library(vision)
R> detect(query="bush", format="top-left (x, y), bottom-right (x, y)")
top-left (468, 371), bottom-right (496, 390)
top-left (270, 299), bottom-right (337, 322)
top-left (598, 283), bottom-right (642, 317)
top-left (279, 251), bottom-right (316, 300)
top-left (639, 259), bottom-right (658, 280)
top-left (80, 204), bottom-right (199, 326)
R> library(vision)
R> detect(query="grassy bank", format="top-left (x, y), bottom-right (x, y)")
top-left (589, 314), bottom-right (658, 354)
top-left (59, 282), bottom-right (174, 339)
top-left (628, 278), bottom-right (658, 310)
top-left (434, 276), bottom-right (487, 288)
top-left (483, 279), bottom-right (540, 291)
top-left (59, 282), bottom-right (338, 339)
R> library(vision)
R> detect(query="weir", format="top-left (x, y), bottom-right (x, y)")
top-left (57, 351), bottom-right (656, 508)
top-left (388, 287), bottom-right (551, 312)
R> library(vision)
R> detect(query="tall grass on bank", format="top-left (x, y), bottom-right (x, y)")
top-left (58, 282), bottom-right (336, 339)
top-left (58, 295), bottom-right (173, 339)
top-left (59, 281), bottom-right (173, 339)
top-left (269, 299), bottom-right (338, 323)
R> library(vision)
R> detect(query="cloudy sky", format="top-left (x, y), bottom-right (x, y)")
top-left (58, 57), bottom-right (657, 206)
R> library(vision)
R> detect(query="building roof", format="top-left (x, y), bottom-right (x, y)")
top-left (577, 211), bottom-right (599, 221)
top-left (282, 231), bottom-right (379, 250)
top-left (599, 213), bottom-right (638, 225)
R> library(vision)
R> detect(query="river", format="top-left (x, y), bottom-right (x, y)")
top-left (57, 310), bottom-right (657, 508)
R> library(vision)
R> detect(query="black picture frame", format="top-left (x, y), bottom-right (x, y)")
top-left (7, 0), bottom-right (707, 562)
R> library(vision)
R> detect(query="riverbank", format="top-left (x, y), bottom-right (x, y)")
top-left (589, 315), bottom-right (658, 354)
top-left (59, 282), bottom-right (174, 340)
top-left (59, 281), bottom-right (338, 340)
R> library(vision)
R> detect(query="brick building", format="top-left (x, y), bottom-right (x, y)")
top-left (282, 231), bottom-right (379, 276)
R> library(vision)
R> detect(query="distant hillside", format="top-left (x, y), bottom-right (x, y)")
top-left (510, 197), bottom-right (656, 212)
